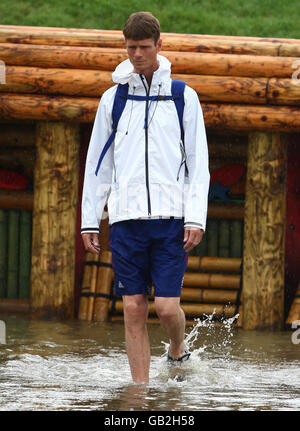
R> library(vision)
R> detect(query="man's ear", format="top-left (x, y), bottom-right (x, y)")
top-left (156, 38), bottom-right (162, 53)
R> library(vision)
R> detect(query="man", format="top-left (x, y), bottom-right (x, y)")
top-left (81, 12), bottom-right (210, 384)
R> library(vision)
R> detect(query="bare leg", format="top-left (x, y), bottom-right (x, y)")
top-left (155, 297), bottom-right (186, 359)
top-left (122, 294), bottom-right (150, 383)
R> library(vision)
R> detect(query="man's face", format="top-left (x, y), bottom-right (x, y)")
top-left (126, 38), bottom-right (162, 75)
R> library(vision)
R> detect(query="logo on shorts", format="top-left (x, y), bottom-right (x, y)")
top-left (118, 280), bottom-right (125, 289)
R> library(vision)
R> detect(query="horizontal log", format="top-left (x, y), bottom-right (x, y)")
top-left (0, 298), bottom-right (30, 313)
top-left (2, 25), bottom-right (300, 46)
top-left (268, 78), bottom-right (300, 105)
top-left (110, 315), bottom-right (241, 326)
top-left (0, 189), bottom-right (33, 210)
top-left (0, 66), bottom-right (114, 98)
top-left (0, 123), bottom-right (35, 147)
top-left (0, 147), bottom-right (35, 167)
top-left (0, 42), bottom-right (297, 78)
top-left (2, 65), bottom-right (282, 105)
top-left (183, 272), bottom-right (240, 289)
top-left (1, 26), bottom-right (300, 56)
top-left (112, 299), bottom-right (236, 318)
top-left (3, 65), bottom-right (300, 106)
top-left (207, 202), bottom-right (244, 219)
top-left (180, 287), bottom-right (237, 303)
top-left (202, 103), bottom-right (300, 132)
top-left (208, 144), bottom-right (247, 159)
top-left (1, 93), bottom-right (300, 131)
top-left (0, 92), bottom-right (96, 122)
top-left (187, 256), bottom-right (241, 272)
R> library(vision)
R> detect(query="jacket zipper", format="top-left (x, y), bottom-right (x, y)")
top-left (177, 141), bottom-right (187, 181)
top-left (140, 75), bottom-right (152, 215)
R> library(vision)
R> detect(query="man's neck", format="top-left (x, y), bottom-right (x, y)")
top-left (135, 60), bottom-right (159, 87)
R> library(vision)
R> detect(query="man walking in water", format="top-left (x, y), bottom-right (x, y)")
top-left (81, 12), bottom-right (210, 384)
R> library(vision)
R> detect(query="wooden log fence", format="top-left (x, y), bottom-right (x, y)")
top-left (0, 24), bottom-right (298, 329)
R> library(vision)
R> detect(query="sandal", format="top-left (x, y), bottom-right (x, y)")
top-left (167, 349), bottom-right (191, 364)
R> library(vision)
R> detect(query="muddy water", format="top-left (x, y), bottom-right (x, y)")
top-left (0, 314), bottom-right (299, 411)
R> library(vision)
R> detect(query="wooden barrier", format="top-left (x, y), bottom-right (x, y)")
top-left (0, 24), bottom-right (297, 329)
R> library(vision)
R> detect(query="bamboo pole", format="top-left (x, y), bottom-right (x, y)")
top-left (93, 251), bottom-right (114, 322)
top-left (1, 26), bottom-right (300, 56)
top-left (183, 272), bottom-right (240, 289)
top-left (285, 283), bottom-right (300, 325)
top-left (180, 287), bottom-right (237, 303)
top-left (242, 132), bottom-right (287, 330)
top-left (78, 251), bottom-right (98, 320)
top-left (86, 253), bottom-right (99, 321)
top-left (30, 121), bottom-right (80, 319)
top-left (0, 42), bottom-right (297, 78)
top-left (1, 93), bottom-right (300, 131)
top-left (187, 256), bottom-right (241, 272)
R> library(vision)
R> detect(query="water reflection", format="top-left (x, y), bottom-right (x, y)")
top-left (0, 313), bottom-right (299, 411)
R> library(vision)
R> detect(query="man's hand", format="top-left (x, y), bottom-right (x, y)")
top-left (82, 233), bottom-right (101, 255)
top-left (183, 227), bottom-right (204, 252)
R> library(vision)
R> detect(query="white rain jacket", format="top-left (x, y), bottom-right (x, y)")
top-left (81, 54), bottom-right (210, 234)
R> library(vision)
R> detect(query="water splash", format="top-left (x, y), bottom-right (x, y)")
top-left (156, 310), bottom-right (239, 384)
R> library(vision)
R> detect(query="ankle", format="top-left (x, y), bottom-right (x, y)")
top-left (169, 341), bottom-right (186, 359)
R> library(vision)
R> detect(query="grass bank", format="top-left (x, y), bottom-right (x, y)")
top-left (0, 0), bottom-right (299, 39)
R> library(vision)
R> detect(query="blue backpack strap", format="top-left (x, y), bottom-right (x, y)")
top-left (171, 80), bottom-right (186, 143)
top-left (95, 83), bottom-right (129, 176)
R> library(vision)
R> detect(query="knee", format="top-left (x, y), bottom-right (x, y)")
top-left (123, 297), bottom-right (148, 323)
top-left (155, 301), bottom-right (180, 321)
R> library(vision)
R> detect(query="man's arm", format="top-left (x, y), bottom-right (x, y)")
top-left (182, 86), bottom-right (210, 235)
top-left (81, 87), bottom-right (116, 253)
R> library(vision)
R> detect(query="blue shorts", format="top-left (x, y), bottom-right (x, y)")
top-left (109, 218), bottom-right (188, 297)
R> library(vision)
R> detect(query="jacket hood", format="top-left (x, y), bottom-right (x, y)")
top-left (112, 54), bottom-right (172, 86)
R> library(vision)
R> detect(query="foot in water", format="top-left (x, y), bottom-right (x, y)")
top-left (167, 349), bottom-right (191, 382)
top-left (167, 349), bottom-right (191, 364)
